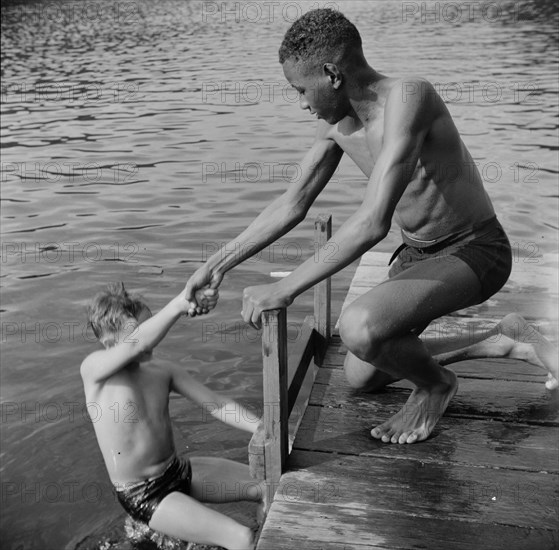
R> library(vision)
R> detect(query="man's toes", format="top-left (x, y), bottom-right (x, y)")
top-left (371, 426), bottom-right (389, 439)
top-left (407, 426), bottom-right (430, 444)
top-left (372, 422), bottom-right (393, 440)
top-left (378, 427), bottom-right (395, 443)
top-left (406, 432), bottom-right (419, 444)
top-left (398, 432), bottom-right (412, 444)
top-left (382, 431), bottom-right (394, 443)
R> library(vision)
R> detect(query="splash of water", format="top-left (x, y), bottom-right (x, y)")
top-left (124, 516), bottom-right (190, 549)
top-left (92, 516), bottom-right (221, 550)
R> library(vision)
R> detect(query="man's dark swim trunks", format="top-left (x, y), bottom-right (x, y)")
top-left (113, 454), bottom-right (192, 525)
top-left (388, 216), bottom-right (512, 303)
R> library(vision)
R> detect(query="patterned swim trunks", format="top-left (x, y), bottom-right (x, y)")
top-left (113, 454), bottom-right (192, 525)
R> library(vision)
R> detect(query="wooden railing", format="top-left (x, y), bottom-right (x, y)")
top-left (248, 214), bottom-right (332, 514)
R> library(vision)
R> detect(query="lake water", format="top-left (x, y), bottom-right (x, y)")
top-left (1, 0), bottom-right (558, 548)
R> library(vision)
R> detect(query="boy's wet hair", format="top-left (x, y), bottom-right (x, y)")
top-left (278, 9), bottom-right (362, 68)
top-left (87, 282), bottom-right (151, 341)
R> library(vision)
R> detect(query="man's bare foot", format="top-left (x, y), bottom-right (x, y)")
top-left (500, 313), bottom-right (558, 389)
top-left (371, 368), bottom-right (458, 444)
top-left (436, 313), bottom-right (558, 390)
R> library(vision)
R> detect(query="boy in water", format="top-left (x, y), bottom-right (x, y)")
top-left (82, 283), bottom-right (260, 550)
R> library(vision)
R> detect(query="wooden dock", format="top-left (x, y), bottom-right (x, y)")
top-left (250, 222), bottom-right (559, 549)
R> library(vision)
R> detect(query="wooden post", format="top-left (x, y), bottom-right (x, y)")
top-left (250, 213), bottom-right (334, 523)
top-left (314, 214), bottom-right (332, 363)
top-left (261, 308), bottom-right (288, 508)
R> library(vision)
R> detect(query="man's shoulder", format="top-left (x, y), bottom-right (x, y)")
top-left (382, 76), bottom-right (445, 134)
top-left (383, 76), bottom-right (438, 108)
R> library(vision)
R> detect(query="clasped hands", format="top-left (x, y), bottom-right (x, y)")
top-left (184, 266), bottom-right (223, 317)
top-left (185, 267), bottom-right (292, 328)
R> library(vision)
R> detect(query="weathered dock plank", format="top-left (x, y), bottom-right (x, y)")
top-left (293, 405), bottom-right (559, 473)
top-left (258, 502), bottom-right (558, 550)
top-left (270, 450), bottom-right (558, 530)
top-left (309, 367), bottom-right (559, 425)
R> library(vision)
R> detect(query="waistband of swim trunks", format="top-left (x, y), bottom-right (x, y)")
top-left (400, 216), bottom-right (499, 250)
top-left (112, 454), bottom-right (179, 492)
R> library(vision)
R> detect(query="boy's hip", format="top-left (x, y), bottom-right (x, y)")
top-left (113, 454), bottom-right (192, 524)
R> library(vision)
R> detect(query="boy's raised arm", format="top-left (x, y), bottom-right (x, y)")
top-left (81, 295), bottom-right (186, 384)
top-left (81, 289), bottom-right (217, 384)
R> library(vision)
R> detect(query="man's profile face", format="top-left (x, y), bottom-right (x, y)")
top-left (282, 58), bottom-right (348, 125)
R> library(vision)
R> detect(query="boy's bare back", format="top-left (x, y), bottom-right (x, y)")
top-left (82, 358), bottom-right (176, 484)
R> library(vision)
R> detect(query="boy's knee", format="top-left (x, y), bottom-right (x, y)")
top-left (237, 526), bottom-right (255, 550)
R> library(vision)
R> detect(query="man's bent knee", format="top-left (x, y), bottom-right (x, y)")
top-left (339, 304), bottom-right (388, 362)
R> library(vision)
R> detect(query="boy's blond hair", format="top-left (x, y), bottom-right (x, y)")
top-left (87, 282), bottom-right (151, 343)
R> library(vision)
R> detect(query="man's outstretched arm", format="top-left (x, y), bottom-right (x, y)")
top-left (185, 124), bottom-right (344, 310)
top-left (242, 78), bottom-right (436, 327)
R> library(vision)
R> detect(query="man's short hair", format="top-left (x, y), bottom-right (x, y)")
top-left (87, 282), bottom-right (150, 341)
top-left (278, 9), bottom-right (362, 69)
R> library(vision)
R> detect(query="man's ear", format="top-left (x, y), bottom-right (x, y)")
top-left (323, 63), bottom-right (342, 89)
